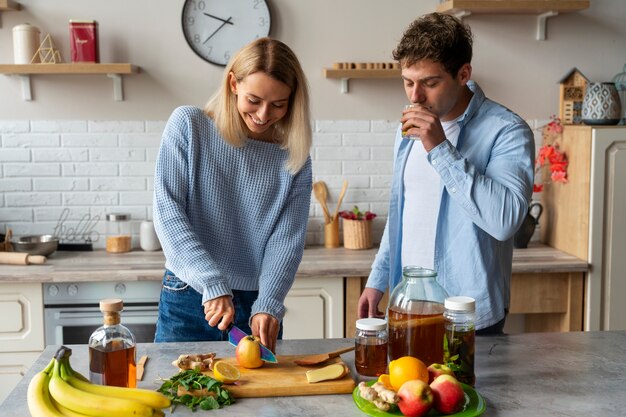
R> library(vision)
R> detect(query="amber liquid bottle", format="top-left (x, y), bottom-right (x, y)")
top-left (88, 298), bottom-right (137, 388)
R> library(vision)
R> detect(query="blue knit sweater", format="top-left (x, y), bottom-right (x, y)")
top-left (153, 106), bottom-right (312, 321)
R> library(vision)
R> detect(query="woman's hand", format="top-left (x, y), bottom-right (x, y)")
top-left (203, 295), bottom-right (235, 331)
top-left (250, 313), bottom-right (279, 353)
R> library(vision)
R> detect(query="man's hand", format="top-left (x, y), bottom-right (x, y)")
top-left (250, 313), bottom-right (279, 353)
top-left (203, 295), bottom-right (235, 331)
top-left (358, 288), bottom-right (385, 319)
top-left (401, 105), bottom-right (446, 152)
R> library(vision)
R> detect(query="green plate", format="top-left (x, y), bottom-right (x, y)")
top-left (353, 380), bottom-right (486, 417)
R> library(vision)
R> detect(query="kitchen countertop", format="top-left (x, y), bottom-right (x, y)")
top-left (0, 242), bottom-right (587, 283)
top-left (1, 331), bottom-right (624, 416)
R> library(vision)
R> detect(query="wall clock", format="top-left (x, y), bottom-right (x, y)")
top-left (182, 0), bottom-right (272, 66)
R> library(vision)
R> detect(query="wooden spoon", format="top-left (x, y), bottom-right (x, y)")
top-left (332, 180), bottom-right (349, 222)
top-left (293, 346), bottom-right (355, 366)
top-left (313, 181), bottom-right (332, 223)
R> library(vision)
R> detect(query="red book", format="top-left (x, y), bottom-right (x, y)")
top-left (69, 20), bottom-right (99, 63)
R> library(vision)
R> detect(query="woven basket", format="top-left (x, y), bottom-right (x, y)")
top-left (342, 219), bottom-right (372, 250)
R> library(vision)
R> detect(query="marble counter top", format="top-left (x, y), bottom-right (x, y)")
top-left (0, 243), bottom-right (587, 283)
top-left (2, 331), bottom-right (624, 416)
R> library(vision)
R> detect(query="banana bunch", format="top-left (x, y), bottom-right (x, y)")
top-left (27, 346), bottom-right (170, 417)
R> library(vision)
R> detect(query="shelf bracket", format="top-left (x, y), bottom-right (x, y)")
top-left (107, 73), bottom-right (124, 101)
top-left (452, 10), bottom-right (472, 20)
top-left (19, 74), bottom-right (32, 101)
top-left (340, 78), bottom-right (349, 94)
top-left (537, 11), bottom-right (558, 41)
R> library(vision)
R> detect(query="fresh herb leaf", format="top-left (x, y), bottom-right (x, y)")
top-left (157, 369), bottom-right (235, 412)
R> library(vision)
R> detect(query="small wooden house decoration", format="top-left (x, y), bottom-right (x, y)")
top-left (558, 68), bottom-right (589, 125)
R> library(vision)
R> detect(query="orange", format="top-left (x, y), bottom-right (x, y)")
top-left (212, 361), bottom-right (240, 384)
top-left (377, 374), bottom-right (393, 390)
top-left (388, 356), bottom-right (428, 391)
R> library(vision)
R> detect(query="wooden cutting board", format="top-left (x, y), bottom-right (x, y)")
top-left (204, 354), bottom-right (355, 398)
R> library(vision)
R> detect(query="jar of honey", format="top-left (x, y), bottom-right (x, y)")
top-left (355, 318), bottom-right (388, 377)
top-left (387, 266), bottom-right (448, 366)
top-left (105, 213), bottom-right (131, 253)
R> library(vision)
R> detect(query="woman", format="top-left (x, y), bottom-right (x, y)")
top-left (153, 38), bottom-right (312, 352)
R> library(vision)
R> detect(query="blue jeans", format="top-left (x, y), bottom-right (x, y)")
top-left (154, 270), bottom-right (282, 342)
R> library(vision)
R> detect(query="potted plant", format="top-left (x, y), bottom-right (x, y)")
top-left (338, 206), bottom-right (376, 250)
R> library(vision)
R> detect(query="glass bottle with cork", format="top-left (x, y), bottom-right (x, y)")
top-left (354, 318), bottom-right (388, 377)
top-left (88, 298), bottom-right (137, 387)
top-left (444, 296), bottom-right (476, 386)
top-left (387, 266), bottom-right (449, 366)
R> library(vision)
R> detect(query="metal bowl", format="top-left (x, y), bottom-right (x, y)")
top-left (11, 235), bottom-right (59, 256)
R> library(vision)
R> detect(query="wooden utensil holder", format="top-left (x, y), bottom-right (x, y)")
top-left (342, 219), bottom-right (372, 250)
top-left (324, 220), bottom-right (340, 248)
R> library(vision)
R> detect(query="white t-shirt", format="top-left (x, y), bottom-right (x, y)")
top-left (401, 117), bottom-right (461, 268)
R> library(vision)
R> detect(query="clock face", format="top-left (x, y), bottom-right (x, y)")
top-left (182, 0), bottom-right (271, 66)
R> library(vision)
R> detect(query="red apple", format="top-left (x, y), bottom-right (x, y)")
top-left (430, 374), bottom-right (465, 414)
top-left (427, 363), bottom-right (455, 384)
top-left (235, 335), bottom-right (264, 369)
top-left (396, 379), bottom-right (434, 417)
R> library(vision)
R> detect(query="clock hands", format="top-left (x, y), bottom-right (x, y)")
top-left (203, 12), bottom-right (234, 25)
top-left (203, 16), bottom-right (233, 44)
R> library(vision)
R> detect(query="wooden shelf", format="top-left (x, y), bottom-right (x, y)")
top-left (0, 63), bottom-right (140, 101)
top-left (0, 0), bottom-right (20, 11)
top-left (323, 68), bottom-right (400, 93)
top-left (436, 1), bottom-right (590, 40)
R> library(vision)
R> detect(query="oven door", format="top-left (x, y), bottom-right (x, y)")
top-left (44, 304), bottom-right (159, 345)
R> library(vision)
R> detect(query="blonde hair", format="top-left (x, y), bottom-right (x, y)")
top-left (204, 38), bottom-right (312, 174)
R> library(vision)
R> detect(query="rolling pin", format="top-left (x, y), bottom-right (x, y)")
top-left (0, 252), bottom-right (47, 265)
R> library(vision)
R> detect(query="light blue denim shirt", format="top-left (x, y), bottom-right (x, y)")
top-left (366, 81), bottom-right (535, 329)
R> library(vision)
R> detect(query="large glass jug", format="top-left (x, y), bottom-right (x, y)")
top-left (387, 266), bottom-right (448, 365)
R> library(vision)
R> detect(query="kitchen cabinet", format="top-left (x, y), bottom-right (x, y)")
top-left (540, 125), bottom-right (626, 331)
top-left (0, 282), bottom-right (44, 403)
top-left (437, 0), bottom-right (590, 40)
top-left (0, 63), bottom-right (139, 101)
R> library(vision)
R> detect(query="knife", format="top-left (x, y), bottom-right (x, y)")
top-left (226, 323), bottom-right (277, 363)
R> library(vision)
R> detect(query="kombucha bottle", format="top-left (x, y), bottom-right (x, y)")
top-left (88, 298), bottom-right (136, 387)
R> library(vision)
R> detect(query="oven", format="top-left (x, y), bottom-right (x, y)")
top-left (43, 281), bottom-right (162, 345)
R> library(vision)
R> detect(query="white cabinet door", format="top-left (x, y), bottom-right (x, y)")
top-left (0, 283), bottom-right (44, 352)
top-left (282, 277), bottom-right (344, 339)
top-left (0, 351), bottom-right (41, 404)
top-left (588, 128), bottom-right (626, 330)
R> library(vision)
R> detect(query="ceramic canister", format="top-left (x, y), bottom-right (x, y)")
top-left (12, 23), bottom-right (41, 64)
top-left (140, 220), bottom-right (161, 251)
top-left (582, 82), bottom-right (622, 125)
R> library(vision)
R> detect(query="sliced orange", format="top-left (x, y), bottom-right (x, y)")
top-left (377, 373), bottom-right (393, 390)
top-left (388, 356), bottom-right (428, 391)
top-left (212, 361), bottom-right (240, 384)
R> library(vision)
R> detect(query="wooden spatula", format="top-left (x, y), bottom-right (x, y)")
top-left (293, 346), bottom-right (355, 366)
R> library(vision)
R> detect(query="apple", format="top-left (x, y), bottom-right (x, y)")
top-left (235, 335), bottom-right (264, 369)
top-left (430, 374), bottom-right (465, 414)
top-left (396, 379), bottom-right (434, 417)
top-left (427, 363), bottom-right (455, 384)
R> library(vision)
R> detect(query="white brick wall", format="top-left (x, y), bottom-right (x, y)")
top-left (0, 119), bottom-right (544, 249)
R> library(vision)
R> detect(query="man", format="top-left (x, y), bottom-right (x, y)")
top-left (358, 13), bottom-right (534, 334)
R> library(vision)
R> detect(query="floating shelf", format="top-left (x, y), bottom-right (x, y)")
top-left (0, 63), bottom-right (140, 101)
top-left (437, 0), bottom-right (590, 40)
top-left (323, 68), bottom-right (401, 93)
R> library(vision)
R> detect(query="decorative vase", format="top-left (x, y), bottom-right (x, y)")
top-left (342, 219), bottom-right (372, 250)
top-left (582, 82), bottom-right (622, 125)
top-left (514, 202), bottom-right (543, 249)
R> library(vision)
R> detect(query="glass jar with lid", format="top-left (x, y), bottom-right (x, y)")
top-left (387, 266), bottom-right (448, 365)
top-left (105, 213), bottom-right (131, 253)
top-left (444, 296), bottom-right (476, 386)
top-left (612, 63), bottom-right (626, 124)
top-left (354, 318), bottom-right (388, 377)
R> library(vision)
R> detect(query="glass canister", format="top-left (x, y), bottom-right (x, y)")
top-left (612, 63), bottom-right (626, 124)
top-left (354, 318), bottom-right (388, 377)
top-left (387, 266), bottom-right (448, 365)
top-left (444, 296), bottom-right (476, 386)
top-left (105, 213), bottom-right (131, 253)
top-left (88, 298), bottom-right (136, 387)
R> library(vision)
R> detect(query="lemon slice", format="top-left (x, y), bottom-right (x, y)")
top-left (213, 361), bottom-right (240, 384)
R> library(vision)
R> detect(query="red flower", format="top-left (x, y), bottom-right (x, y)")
top-left (534, 116), bottom-right (568, 190)
top-left (339, 206), bottom-right (377, 221)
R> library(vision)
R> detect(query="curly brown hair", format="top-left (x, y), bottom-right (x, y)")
top-left (393, 13), bottom-right (473, 77)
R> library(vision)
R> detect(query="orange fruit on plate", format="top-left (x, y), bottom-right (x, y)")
top-left (388, 356), bottom-right (428, 391)
top-left (377, 373), bottom-right (393, 390)
top-left (212, 361), bottom-right (240, 384)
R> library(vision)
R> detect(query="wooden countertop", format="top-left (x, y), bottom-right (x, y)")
top-left (0, 242), bottom-right (588, 283)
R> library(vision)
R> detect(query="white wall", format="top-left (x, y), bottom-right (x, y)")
top-left (0, 0), bottom-right (624, 120)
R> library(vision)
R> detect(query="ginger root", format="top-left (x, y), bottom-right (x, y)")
top-left (372, 382), bottom-right (398, 404)
top-left (306, 363), bottom-right (348, 383)
top-left (172, 352), bottom-right (216, 371)
top-left (358, 381), bottom-right (398, 411)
